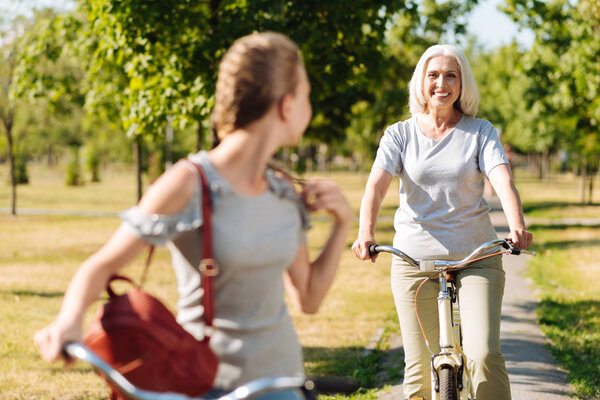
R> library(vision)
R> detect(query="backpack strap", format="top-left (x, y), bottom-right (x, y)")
top-left (187, 160), bottom-right (217, 331)
top-left (130, 160), bottom-right (217, 337)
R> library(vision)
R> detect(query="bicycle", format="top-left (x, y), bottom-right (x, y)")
top-left (369, 239), bottom-right (535, 400)
top-left (63, 342), bottom-right (358, 400)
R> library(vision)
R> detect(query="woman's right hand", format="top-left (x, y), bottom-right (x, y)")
top-left (34, 318), bottom-right (82, 363)
top-left (301, 179), bottom-right (353, 224)
top-left (352, 236), bottom-right (378, 263)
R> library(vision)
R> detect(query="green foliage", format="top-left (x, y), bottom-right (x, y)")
top-left (59, 0), bottom-right (416, 144)
top-left (502, 0), bottom-right (600, 176)
top-left (344, 0), bottom-right (479, 171)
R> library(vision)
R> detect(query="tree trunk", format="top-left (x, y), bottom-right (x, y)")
top-left (588, 170), bottom-right (596, 205)
top-left (134, 136), bottom-right (143, 202)
top-left (541, 150), bottom-right (549, 180)
top-left (196, 121), bottom-right (204, 152)
top-left (2, 114), bottom-right (16, 216)
top-left (7, 124), bottom-right (16, 216)
top-left (165, 116), bottom-right (174, 169)
top-left (580, 159), bottom-right (587, 204)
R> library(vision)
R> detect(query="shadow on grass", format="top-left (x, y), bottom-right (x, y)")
top-left (303, 345), bottom-right (404, 395)
top-left (529, 238), bottom-right (600, 251)
top-left (537, 299), bottom-right (600, 399)
top-left (528, 223), bottom-right (600, 230)
top-left (521, 201), bottom-right (600, 214)
top-left (3, 289), bottom-right (64, 298)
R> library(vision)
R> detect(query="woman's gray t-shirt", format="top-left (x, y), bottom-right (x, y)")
top-left (119, 151), bottom-right (310, 390)
top-left (373, 115), bottom-right (508, 260)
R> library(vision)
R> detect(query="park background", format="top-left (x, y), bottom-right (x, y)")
top-left (0, 0), bottom-right (599, 399)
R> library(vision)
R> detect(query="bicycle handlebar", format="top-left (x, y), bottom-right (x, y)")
top-left (63, 342), bottom-right (307, 400)
top-left (63, 343), bottom-right (358, 400)
top-left (369, 239), bottom-right (536, 272)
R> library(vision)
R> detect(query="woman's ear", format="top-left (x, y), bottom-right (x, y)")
top-left (278, 93), bottom-right (294, 121)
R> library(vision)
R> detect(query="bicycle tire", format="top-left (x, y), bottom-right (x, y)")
top-left (439, 366), bottom-right (458, 400)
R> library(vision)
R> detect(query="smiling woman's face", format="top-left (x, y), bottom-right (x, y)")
top-left (422, 55), bottom-right (461, 111)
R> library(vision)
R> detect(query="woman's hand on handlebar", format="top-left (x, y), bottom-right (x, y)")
top-left (34, 318), bottom-right (82, 364)
top-left (508, 228), bottom-right (533, 250)
top-left (352, 236), bottom-right (378, 263)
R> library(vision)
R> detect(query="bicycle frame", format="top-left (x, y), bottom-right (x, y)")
top-left (370, 239), bottom-right (535, 400)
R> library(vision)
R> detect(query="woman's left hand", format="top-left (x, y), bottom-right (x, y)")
top-left (509, 228), bottom-right (533, 250)
top-left (301, 179), bottom-right (353, 223)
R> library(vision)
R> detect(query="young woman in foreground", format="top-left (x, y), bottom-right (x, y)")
top-left (35, 32), bottom-right (353, 399)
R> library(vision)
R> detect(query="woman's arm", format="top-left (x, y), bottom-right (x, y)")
top-left (284, 179), bottom-right (353, 314)
top-left (487, 163), bottom-right (533, 249)
top-left (351, 168), bottom-right (393, 262)
top-left (34, 161), bottom-right (198, 362)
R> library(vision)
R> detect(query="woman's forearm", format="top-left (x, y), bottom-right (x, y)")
top-left (357, 169), bottom-right (392, 240)
top-left (488, 165), bottom-right (525, 230)
top-left (358, 189), bottom-right (383, 240)
top-left (488, 164), bottom-right (533, 249)
top-left (56, 227), bottom-right (147, 326)
top-left (301, 219), bottom-right (352, 313)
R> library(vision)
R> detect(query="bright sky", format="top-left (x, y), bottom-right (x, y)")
top-left (466, 0), bottom-right (534, 50)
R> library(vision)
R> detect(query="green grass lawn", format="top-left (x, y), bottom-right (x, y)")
top-left (515, 173), bottom-right (600, 220)
top-left (1, 162), bottom-right (599, 399)
top-left (0, 164), bottom-right (401, 399)
top-left (526, 227), bottom-right (600, 399)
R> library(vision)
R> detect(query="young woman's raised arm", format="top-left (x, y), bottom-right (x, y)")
top-left (284, 179), bottom-right (353, 314)
top-left (34, 162), bottom-right (198, 362)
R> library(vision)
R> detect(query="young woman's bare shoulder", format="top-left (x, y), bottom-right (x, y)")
top-left (138, 161), bottom-right (197, 215)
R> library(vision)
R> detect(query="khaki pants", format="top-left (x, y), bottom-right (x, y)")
top-left (391, 255), bottom-right (511, 400)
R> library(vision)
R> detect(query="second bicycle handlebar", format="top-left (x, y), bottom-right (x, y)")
top-left (369, 239), bottom-right (536, 272)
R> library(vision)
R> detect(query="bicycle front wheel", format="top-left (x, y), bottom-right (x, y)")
top-left (439, 366), bottom-right (458, 400)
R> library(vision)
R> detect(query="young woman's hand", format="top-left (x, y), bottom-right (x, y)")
top-left (34, 318), bottom-right (82, 364)
top-left (301, 179), bottom-right (353, 224)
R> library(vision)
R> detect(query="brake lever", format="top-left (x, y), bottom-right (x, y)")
top-left (502, 238), bottom-right (521, 255)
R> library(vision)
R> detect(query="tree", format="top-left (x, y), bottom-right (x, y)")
top-left (344, 0), bottom-right (480, 171)
top-left (1, 16), bottom-right (30, 215)
top-left (503, 0), bottom-right (600, 203)
top-left (15, 0), bottom-right (483, 196)
top-left (17, 1), bottom-right (420, 198)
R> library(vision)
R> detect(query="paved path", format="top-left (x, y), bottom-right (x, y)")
top-left (375, 210), bottom-right (575, 400)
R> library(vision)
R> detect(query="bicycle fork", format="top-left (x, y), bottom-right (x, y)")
top-left (430, 273), bottom-right (473, 400)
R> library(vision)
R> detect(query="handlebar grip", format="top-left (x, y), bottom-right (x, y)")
top-left (369, 245), bottom-right (378, 256)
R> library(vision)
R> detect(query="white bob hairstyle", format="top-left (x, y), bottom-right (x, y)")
top-left (408, 44), bottom-right (479, 117)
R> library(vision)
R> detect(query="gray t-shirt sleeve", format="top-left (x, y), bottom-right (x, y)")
top-left (119, 181), bottom-right (204, 246)
top-left (372, 123), bottom-right (404, 177)
top-left (478, 121), bottom-right (509, 176)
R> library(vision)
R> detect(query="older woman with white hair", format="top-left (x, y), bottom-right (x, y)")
top-left (352, 44), bottom-right (532, 399)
